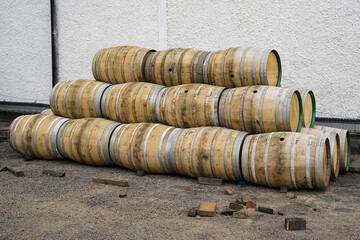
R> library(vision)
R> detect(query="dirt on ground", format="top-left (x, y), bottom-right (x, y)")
top-left (0, 141), bottom-right (359, 240)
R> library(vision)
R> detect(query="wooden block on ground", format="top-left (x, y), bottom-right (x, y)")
top-left (246, 200), bottom-right (256, 209)
top-left (280, 185), bottom-right (288, 193)
top-left (221, 207), bottom-right (237, 216)
top-left (7, 167), bottom-right (24, 177)
top-left (247, 207), bottom-right (256, 216)
top-left (42, 170), bottom-right (65, 177)
top-left (229, 202), bottom-right (243, 211)
top-left (285, 218), bottom-right (306, 231)
top-left (224, 187), bottom-right (234, 195)
top-left (92, 177), bottom-right (129, 187)
top-left (257, 206), bottom-right (274, 214)
top-left (349, 158), bottom-right (360, 173)
top-left (199, 202), bottom-right (217, 217)
top-left (0, 166), bottom-right (8, 172)
top-left (233, 209), bottom-right (247, 219)
top-left (198, 177), bottom-right (222, 186)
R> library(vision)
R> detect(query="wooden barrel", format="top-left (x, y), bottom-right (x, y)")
top-left (50, 79), bottom-right (110, 119)
top-left (203, 47), bottom-right (281, 88)
top-left (165, 127), bottom-right (247, 181)
top-left (145, 48), bottom-right (209, 86)
top-left (9, 114), bottom-right (68, 159)
top-left (241, 132), bottom-right (331, 189)
top-left (155, 84), bottom-right (225, 128)
top-left (40, 109), bottom-right (54, 115)
top-left (57, 118), bottom-right (120, 165)
top-left (92, 46), bottom-right (155, 84)
top-left (313, 126), bottom-right (351, 172)
top-left (300, 128), bottom-right (340, 179)
top-left (109, 123), bottom-right (176, 173)
top-left (101, 82), bottom-right (165, 123)
top-left (219, 86), bottom-right (302, 133)
top-left (298, 89), bottom-right (316, 128)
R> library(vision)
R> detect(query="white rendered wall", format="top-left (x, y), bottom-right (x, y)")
top-left (56, 0), bottom-right (160, 82)
top-left (167, 0), bottom-right (360, 119)
top-left (0, 0), bottom-right (52, 104)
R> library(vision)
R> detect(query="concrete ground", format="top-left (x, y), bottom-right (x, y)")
top-left (0, 139), bottom-right (359, 240)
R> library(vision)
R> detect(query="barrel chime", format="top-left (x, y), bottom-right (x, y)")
top-left (9, 45), bottom-right (351, 190)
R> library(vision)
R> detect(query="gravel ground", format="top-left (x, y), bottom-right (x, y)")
top-left (0, 141), bottom-right (359, 240)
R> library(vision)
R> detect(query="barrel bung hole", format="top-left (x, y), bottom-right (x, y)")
top-left (184, 90), bottom-right (188, 93)
top-left (280, 137), bottom-right (285, 141)
top-left (253, 90), bottom-right (258, 93)
top-left (230, 74), bottom-right (234, 78)
top-left (168, 68), bottom-right (172, 72)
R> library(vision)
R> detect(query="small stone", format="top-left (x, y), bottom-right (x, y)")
top-left (229, 202), bottom-right (243, 211)
top-left (247, 208), bottom-right (256, 216)
top-left (246, 200), bottom-right (256, 209)
top-left (136, 170), bottom-right (146, 176)
top-left (257, 206), bottom-right (274, 214)
top-left (235, 196), bottom-right (243, 204)
top-left (119, 193), bottom-right (127, 198)
top-left (188, 208), bottom-right (198, 217)
top-left (285, 218), bottom-right (306, 231)
top-left (221, 207), bottom-right (237, 216)
top-left (278, 211), bottom-right (284, 216)
top-left (286, 193), bottom-right (297, 199)
top-left (224, 187), bottom-right (234, 195)
top-left (242, 196), bottom-right (251, 205)
top-left (280, 186), bottom-right (288, 193)
top-left (233, 210), bottom-right (247, 219)
top-left (0, 166), bottom-right (8, 172)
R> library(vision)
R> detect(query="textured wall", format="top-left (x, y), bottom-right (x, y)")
top-left (1, 0), bottom-right (359, 118)
top-left (0, 0), bottom-right (52, 104)
top-left (56, 0), bottom-right (160, 82)
top-left (167, 0), bottom-right (360, 118)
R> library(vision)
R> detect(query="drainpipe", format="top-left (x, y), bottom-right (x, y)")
top-left (50, 0), bottom-right (58, 86)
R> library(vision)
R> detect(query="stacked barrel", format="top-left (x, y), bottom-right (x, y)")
top-left (9, 45), bottom-right (351, 190)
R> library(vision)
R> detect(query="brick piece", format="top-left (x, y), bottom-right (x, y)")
top-left (224, 187), bottom-right (234, 195)
top-left (246, 200), bottom-right (256, 209)
top-left (247, 207), bottom-right (256, 216)
top-left (221, 207), bottom-right (237, 216)
top-left (136, 170), bottom-right (146, 176)
top-left (285, 218), bottom-right (306, 231)
top-left (42, 170), bottom-right (65, 177)
top-left (229, 202), bottom-right (243, 211)
top-left (280, 186), bottom-right (288, 193)
top-left (257, 206), bottom-right (274, 214)
top-left (197, 177), bottom-right (223, 186)
top-left (199, 202), bottom-right (217, 217)
top-left (7, 167), bottom-right (24, 177)
top-left (92, 177), bottom-right (129, 187)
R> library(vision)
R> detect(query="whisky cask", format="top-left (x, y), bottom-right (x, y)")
top-left (298, 89), bottom-right (316, 128)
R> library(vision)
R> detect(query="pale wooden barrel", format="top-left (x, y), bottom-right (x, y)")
top-left (165, 127), bottom-right (247, 181)
top-left (219, 86), bottom-right (302, 133)
top-left (92, 46), bottom-right (154, 84)
top-left (313, 126), bottom-right (351, 172)
top-left (9, 114), bottom-right (68, 159)
top-left (203, 47), bottom-right (281, 88)
top-left (298, 89), bottom-right (316, 128)
top-left (57, 118), bottom-right (120, 165)
top-left (155, 84), bottom-right (225, 128)
top-left (109, 123), bottom-right (176, 173)
top-left (145, 48), bottom-right (209, 86)
top-left (40, 109), bottom-right (54, 115)
top-left (300, 128), bottom-right (340, 179)
top-left (101, 82), bottom-right (165, 123)
top-left (241, 132), bottom-right (331, 189)
top-left (50, 79), bottom-right (110, 118)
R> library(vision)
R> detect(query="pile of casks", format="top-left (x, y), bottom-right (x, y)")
top-left (9, 46), bottom-right (351, 190)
